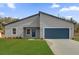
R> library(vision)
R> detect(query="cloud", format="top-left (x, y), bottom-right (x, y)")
top-left (7, 3), bottom-right (15, 9)
top-left (0, 12), bottom-right (4, 16)
top-left (65, 16), bottom-right (73, 19)
top-left (51, 3), bottom-right (60, 8)
top-left (0, 4), bottom-right (5, 7)
top-left (60, 6), bottom-right (79, 12)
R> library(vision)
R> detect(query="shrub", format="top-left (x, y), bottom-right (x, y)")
top-left (40, 38), bottom-right (43, 40)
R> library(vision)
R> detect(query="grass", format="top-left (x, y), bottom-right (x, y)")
top-left (73, 33), bottom-right (79, 41)
top-left (0, 39), bottom-right (53, 55)
top-left (73, 36), bottom-right (79, 41)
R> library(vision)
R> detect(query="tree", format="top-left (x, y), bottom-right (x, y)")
top-left (0, 16), bottom-right (17, 31)
top-left (75, 23), bottom-right (79, 33)
top-left (70, 18), bottom-right (77, 24)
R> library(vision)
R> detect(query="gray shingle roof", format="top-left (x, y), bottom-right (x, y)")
top-left (4, 11), bottom-right (75, 26)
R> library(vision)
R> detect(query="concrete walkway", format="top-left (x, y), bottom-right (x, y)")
top-left (45, 39), bottom-right (79, 55)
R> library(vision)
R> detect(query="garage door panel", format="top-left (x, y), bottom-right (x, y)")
top-left (45, 28), bottom-right (69, 39)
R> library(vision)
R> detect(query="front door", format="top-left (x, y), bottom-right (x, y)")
top-left (32, 29), bottom-right (36, 37)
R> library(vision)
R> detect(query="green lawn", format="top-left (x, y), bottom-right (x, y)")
top-left (74, 36), bottom-right (79, 41)
top-left (0, 39), bottom-right (53, 55)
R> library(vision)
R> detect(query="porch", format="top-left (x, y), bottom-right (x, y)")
top-left (23, 27), bottom-right (40, 38)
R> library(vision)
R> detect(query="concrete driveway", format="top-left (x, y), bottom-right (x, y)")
top-left (45, 39), bottom-right (79, 55)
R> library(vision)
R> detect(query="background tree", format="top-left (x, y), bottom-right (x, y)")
top-left (0, 16), bottom-right (17, 31)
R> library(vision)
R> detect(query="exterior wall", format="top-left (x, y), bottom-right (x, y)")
top-left (40, 13), bottom-right (74, 39)
top-left (5, 15), bottom-right (40, 38)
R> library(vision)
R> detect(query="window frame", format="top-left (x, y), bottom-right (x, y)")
top-left (27, 29), bottom-right (30, 34)
top-left (12, 28), bottom-right (16, 34)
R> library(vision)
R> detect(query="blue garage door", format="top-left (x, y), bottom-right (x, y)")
top-left (45, 28), bottom-right (69, 39)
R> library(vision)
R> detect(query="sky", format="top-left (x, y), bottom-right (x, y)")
top-left (0, 3), bottom-right (79, 22)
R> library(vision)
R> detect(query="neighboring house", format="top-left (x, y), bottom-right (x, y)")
top-left (4, 11), bottom-right (74, 39)
top-left (0, 30), bottom-right (4, 38)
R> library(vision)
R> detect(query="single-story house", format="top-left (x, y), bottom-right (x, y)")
top-left (4, 11), bottom-right (74, 39)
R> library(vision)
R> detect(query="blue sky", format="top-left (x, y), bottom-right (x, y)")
top-left (0, 3), bottom-right (79, 22)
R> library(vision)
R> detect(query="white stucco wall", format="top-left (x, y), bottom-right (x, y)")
top-left (40, 13), bottom-right (74, 39)
top-left (5, 15), bottom-right (40, 37)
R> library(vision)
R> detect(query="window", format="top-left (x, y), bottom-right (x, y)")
top-left (13, 28), bottom-right (16, 34)
top-left (27, 29), bottom-right (30, 34)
